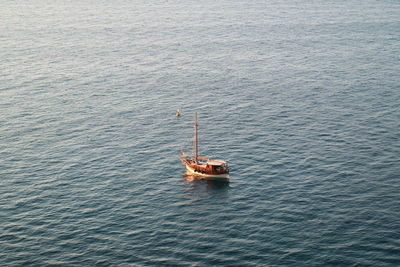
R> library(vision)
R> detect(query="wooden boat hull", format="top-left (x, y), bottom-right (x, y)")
top-left (184, 163), bottom-right (229, 179)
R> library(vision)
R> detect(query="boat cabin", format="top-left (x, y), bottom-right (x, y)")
top-left (188, 157), bottom-right (229, 175)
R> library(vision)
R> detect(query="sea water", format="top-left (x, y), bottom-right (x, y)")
top-left (1, 0), bottom-right (399, 265)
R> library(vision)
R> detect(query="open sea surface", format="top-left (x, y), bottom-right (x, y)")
top-left (1, 0), bottom-right (400, 266)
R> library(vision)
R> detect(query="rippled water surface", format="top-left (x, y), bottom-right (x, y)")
top-left (1, 0), bottom-right (400, 266)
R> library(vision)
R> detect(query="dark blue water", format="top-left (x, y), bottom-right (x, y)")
top-left (1, 0), bottom-right (400, 265)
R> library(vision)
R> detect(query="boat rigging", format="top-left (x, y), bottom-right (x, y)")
top-left (180, 113), bottom-right (229, 179)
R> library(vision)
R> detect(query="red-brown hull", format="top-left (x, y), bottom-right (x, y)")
top-left (181, 157), bottom-right (229, 178)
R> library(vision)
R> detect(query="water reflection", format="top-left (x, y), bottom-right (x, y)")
top-left (183, 173), bottom-right (230, 191)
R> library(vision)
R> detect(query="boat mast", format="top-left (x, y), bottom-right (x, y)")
top-left (194, 112), bottom-right (199, 163)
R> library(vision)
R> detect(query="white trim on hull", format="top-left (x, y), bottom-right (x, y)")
top-left (185, 164), bottom-right (229, 179)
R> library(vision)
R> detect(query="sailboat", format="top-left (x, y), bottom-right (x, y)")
top-left (180, 113), bottom-right (229, 179)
